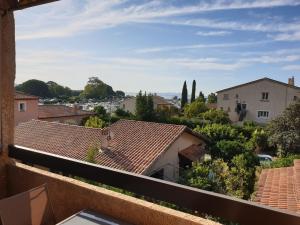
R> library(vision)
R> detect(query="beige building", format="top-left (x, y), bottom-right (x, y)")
top-left (217, 77), bottom-right (300, 123)
top-left (15, 119), bottom-right (209, 182)
top-left (14, 91), bottom-right (39, 126)
top-left (121, 95), bottom-right (174, 114)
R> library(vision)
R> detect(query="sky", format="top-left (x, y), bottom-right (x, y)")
top-left (15, 0), bottom-right (300, 94)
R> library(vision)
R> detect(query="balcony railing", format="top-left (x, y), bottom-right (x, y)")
top-left (8, 144), bottom-right (300, 225)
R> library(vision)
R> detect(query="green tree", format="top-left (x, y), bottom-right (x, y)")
top-left (135, 91), bottom-right (155, 121)
top-left (16, 79), bottom-right (51, 98)
top-left (191, 80), bottom-right (196, 103)
top-left (198, 91), bottom-right (205, 102)
top-left (82, 77), bottom-right (115, 99)
top-left (115, 108), bottom-right (131, 118)
top-left (86, 146), bottom-right (99, 163)
top-left (47, 81), bottom-right (72, 98)
top-left (93, 105), bottom-right (107, 117)
top-left (181, 81), bottom-right (188, 109)
top-left (116, 90), bottom-right (125, 98)
top-left (207, 93), bottom-right (217, 104)
top-left (201, 109), bottom-right (231, 124)
top-left (267, 100), bottom-right (300, 156)
top-left (85, 116), bottom-right (105, 128)
top-left (184, 99), bottom-right (208, 118)
top-left (214, 140), bottom-right (247, 162)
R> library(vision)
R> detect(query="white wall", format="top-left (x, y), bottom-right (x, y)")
top-left (145, 132), bottom-right (206, 182)
top-left (217, 79), bottom-right (300, 123)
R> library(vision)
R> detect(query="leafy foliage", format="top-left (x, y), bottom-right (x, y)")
top-left (115, 108), bottom-right (132, 118)
top-left (93, 105), bottom-right (107, 117)
top-left (16, 79), bottom-right (51, 97)
top-left (135, 91), bottom-right (155, 121)
top-left (181, 81), bottom-right (188, 109)
top-left (86, 146), bottom-right (99, 163)
top-left (81, 77), bottom-right (115, 99)
top-left (262, 154), bottom-right (300, 168)
top-left (191, 80), bottom-right (196, 103)
top-left (215, 140), bottom-right (247, 162)
top-left (184, 98), bottom-right (208, 118)
top-left (207, 93), bottom-right (217, 104)
top-left (201, 109), bottom-right (231, 124)
top-left (85, 116), bottom-right (105, 128)
top-left (267, 100), bottom-right (300, 156)
top-left (198, 91), bottom-right (206, 102)
top-left (47, 81), bottom-right (72, 98)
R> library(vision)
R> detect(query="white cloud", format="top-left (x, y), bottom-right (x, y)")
top-left (282, 65), bottom-right (300, 71)
top-left (272, 31), bottom-right (300, 41)
top-left (196, 31), bottom-right (231, 36)
top-left (15, 0), bottom-right (300, 40)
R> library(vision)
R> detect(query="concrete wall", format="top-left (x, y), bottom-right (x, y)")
top-left (121, 98), bottom-right (136, 114)
top-left (217, 79), bottom-right (300, 123)
top-left (146, 132), bottom-right (205, 182)
top-left (14, 99), bottom-right (39, 126)
top-left (7, 163), bottom-right (219, 225)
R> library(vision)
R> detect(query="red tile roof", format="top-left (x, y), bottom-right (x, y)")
top-left (38, 105), bottom-right (94, 119)
top-left (15, 91), bottom-right (39, 100)
top-left (14, 119), bottom-right (207, 174)
top-left (254, 160), bottom-right (300, 213)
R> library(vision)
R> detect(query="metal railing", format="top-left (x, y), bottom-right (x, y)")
top-left (8, 145), bottom-right (300, 225)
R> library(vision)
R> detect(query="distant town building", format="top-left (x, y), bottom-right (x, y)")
top-left (216, 77), bottom-right (300, 123)
top-left (254, 160), bottom-right (300, 213)
top-left (121, 95), bottom-right (175, 114)
top-left (38, 105), bottom-right (94, 125)
top-left (15, 119), bottom-right (209, 181)
top-left (14, 91), bottom-right (94, 125)
top-left (14, 91), bottom-right (39, 126)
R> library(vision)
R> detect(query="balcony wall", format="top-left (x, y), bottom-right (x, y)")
top-left (6, 162), bottom-right (219, 225)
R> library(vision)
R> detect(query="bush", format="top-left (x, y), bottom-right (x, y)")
top-left (214, 140), bottom-right (247, 162)
top-left (201, 109), bottom-right (231, 124)
top-left (184, 99), bottom-right (208, 118)
top-left (262, 154), bottom-right (300, 168)
top-left (115, 108), bottom-right (131, 117)
top-left (85, 116), bottom-right (105, 128)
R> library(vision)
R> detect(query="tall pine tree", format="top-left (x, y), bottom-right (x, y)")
top-left (181, 81), bottom-right (188, 109)
top-left (191, 80), bottom-right (196, 103)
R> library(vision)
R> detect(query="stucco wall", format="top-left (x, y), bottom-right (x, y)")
top-left (7, 163), bottom-right (219, 225)
top-left (146, 132), bottom-right (205, 182)
top-left (121, 98), bottom-right (136, 114)
top-left (217, 79), bottom-right (300, 123)
top-left (14, 99), bottom-right (39, 126)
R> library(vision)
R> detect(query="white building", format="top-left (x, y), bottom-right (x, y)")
top-left (217, 77), bottom-right (300, 124)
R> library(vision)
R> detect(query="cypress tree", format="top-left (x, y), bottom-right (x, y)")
top-left (191, 80), bottom-right (196, 103)
top-left (181, 81), bottom-right (188, 109)
top-left (199, 91), bottom-right (205, 102)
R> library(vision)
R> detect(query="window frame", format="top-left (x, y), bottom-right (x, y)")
top-left (257, 110), bottom-right (269, 119)
top-left (18, 101), bottom-right (27, 112)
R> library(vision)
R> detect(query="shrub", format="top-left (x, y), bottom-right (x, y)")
top-left (85, 116), bottom-right (105, 128)
top-left (201, 109), bottom-right (231, 124)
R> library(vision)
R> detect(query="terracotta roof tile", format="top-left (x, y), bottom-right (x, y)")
top-left (14, 119), bottom-right (203, 174)
top-left (179, 144), bottom-right (206, 162)
top-left (38, 105), bottom-right (94, 119)
top-left (15, 91), bottom-right (39, 100)
top-left (254, 160), bottom-right (300, 214)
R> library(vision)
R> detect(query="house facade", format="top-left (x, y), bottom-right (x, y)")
top-left (121, 95), bottom-right (175, 114)
top-left (217, 77), bottom-right (300, 123)
top-left (14, 91), bottom-right (39, 126)
top-left (15, 119), bottom-right (209, 181)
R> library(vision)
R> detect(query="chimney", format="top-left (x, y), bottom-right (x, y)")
top-left (288, 76), bottom-right (295, 86)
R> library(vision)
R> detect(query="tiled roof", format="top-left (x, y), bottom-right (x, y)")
top-left (38, 105), bottom-right (94, 119)
top-left (15, 119), bottom-right (207, 174)
top-left (15, 91), bottom-right (39, 100)
top-left (179, 144), bottom-right (206, 162)
top-left (15, 120), bottom-right (102, 161)
top-left (254, 160), bottom-right (300, 213)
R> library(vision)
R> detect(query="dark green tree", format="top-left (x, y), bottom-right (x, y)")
top-left (47, 81), bottom-right (72, 98)
top-left (81, 77), bottom-right (115, 99)
top-left (207, 93), bottom-right (217, 104)
top-left (181, 81), bottom-right (188, 109)
top-left (198, 91), bottom-right (205, 102)
top-left (191, 80), bottom-right (196, 103)
top-left (268, 100), bottom-right (300, 156)
top-left (16, 79), bottom-right (51, 98)
top-left (135, 91), bottom-right (155, 121)
top-left (93, 105), bottom-right (107, 118)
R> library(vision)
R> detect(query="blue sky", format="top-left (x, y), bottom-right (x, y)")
top-left (15, 0), bottom-right (300, 94)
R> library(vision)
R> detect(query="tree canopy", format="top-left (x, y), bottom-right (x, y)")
top-left (184, 98), bottom-right (208, 118)
top-left (191, 80), bottom-right (196, 103)
top-left (198, 91), bottom-right (205, 102)
top-left (181, 81), bottom-right (188, 109)
top-left (267, 100), bottom-right (300, 156)
top-left (16, 79), bottom-right (51, 98)
top-left (135, 91), bottom-right (155, 121)
top-left (207, 93), bottom-right (217, 104)
top-left (81, 77), bottom-right (115, 99)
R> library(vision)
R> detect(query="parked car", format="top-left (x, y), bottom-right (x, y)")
top-left (257, 154), bottom-right (273, 165)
